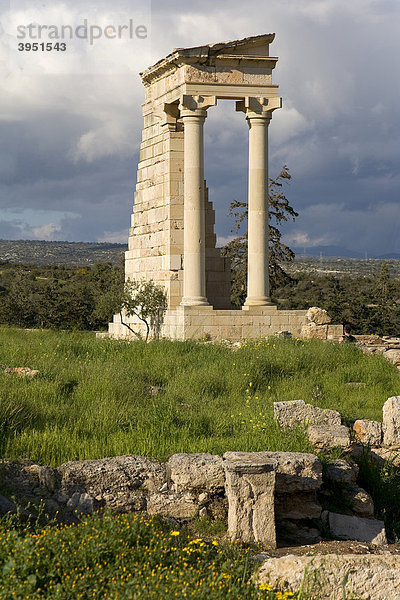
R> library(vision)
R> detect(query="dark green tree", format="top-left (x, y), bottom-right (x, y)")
top-left (221, 165), bottom-right (298, 306)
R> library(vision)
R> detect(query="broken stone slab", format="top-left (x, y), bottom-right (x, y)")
top-left (224, 451), bottom-right (323, 493)
top-left (306, 306), bottom-right (331, 325)
top-left (223, 452), bottom-right (276, 548)
top-left (258, 554), bottom-right (400, 600)
top-left (382, 396), bottom-right (400, 447)
top-left (275, 491), bottom-right (321, 520)
top-left (368, 446), bottom-right (400, 467)
top-left (0, 493), bottom-right (17, 515)
top-left (4, 367), bottom-right (40, 377)
top-left (167, 453), bottom-right (224, 493)
top-left (307, 424), bottom-right (351, 450)
top-left (58, 455), bottom-right (166, 512)
top-left (300, 323), bottom-right (328, 340)
top-left (327, 512), bottom-right (387, 545)
top-left (274, 399), bottom-right (341, 429)
top-left (146, 494), bottom-right (198, 519)
top-left (384, 349), bottom-right (400, 366)
top-left (344, 484), bottom-right (374, 518)
top-left (324, 459), bottom-right (359, 484)
top-left (353, 419), bottom-right (382, 446)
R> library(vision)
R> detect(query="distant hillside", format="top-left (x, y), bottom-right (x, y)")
top-left (0, 239), bottom-right (126, 266)
top-left (292, 245), bottom-right (400, 260)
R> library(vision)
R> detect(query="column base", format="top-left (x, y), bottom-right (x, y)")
top-left (180, 297), bottom-right (210, 306)
top-left (243, 297), bottom-right (273, 307)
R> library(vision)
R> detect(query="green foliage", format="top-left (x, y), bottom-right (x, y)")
top-left (273, 263), bottom-right (400, 336)
top-left (0, 511), bottom-right (296, 599)
top-left (357, 449), bottom-right (400, 541)
top-left (120, 278), bottom-right (168, 341)
top-left (222, 166), bottom-right (298, 306)
top-left (0, 328), bottom-right (398, 466)
top-left (0, 261), bottom-right (124, 331)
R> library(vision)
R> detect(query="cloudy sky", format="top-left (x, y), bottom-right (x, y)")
top-left (0, 0), bottom-right (399, 256)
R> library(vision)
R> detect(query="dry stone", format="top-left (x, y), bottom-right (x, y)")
top-left (224, 451), bottom-right (323, 493)
top-left (58, 455), bottom-right (166, 512)
top-left (275, 492), bottom-right (321, 520)
top-left (4, 367), bottom-right (40, 377)
top-left (300, 323), bottom-right (328, 340)
top-left (344, 484), bottom-right (374, 518)
top-left (384, 349), bottom-right (400, 366)
top-left (306, 306), bottom-right (331, 325)
top-left (327, 512), bottom-right (387, 545)
top-left (147, 494), bottom-right (198, 519)
top-left (258, 554), bottom-right (400, 600)
top-left (223, 452), bottom-right (276, 547)
top-left (274, 400), bottom-right (341, 429)
top-left (167, 453), bottom-right (225, 493)
top-left (307, 424), bottom-right (350, 450)
top-left (382, 396), bottom-right (400, 446)
top-left (353, 419), bottom-right (382, 446)
top-left (324, 459), bottom-right (358, 484)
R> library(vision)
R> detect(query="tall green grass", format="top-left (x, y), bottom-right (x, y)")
top-left (0, 327), bottom-right (398, 466)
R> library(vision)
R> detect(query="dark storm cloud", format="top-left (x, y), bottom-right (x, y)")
top-left (0, 0), bottom-right (399, 252)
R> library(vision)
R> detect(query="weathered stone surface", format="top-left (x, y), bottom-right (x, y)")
top-left (307, 424), bottom-right (350, 450)
top-left (274, 400), bottom-right (341, 429)
top-left (147, 494), bottom-right (198, 519)
top-left (58, 455), bottom-right (166, 512)
top-left (167, 453), bottom-right (224, 492)
top-left (223, 452), bottom-right (276, 547)
top-left (382, 396), bottom-right (400, 446)
top-left (369, 447), bottom-right (400, 466)
top-left (328, 512), bottom-right (387, 545)
top-left (300, 323), bottom-right (328, 340)
top-left (224, 451), bottom-right (323, 493)
top-left (306, 306), bottom-right (331, 325)
top-left (344, 484), bottom-right (374, 518)
top-left (275, 492), bottom-right (321, 520)
top-left (384, 349), bottom-right (400, 366)
top-left (0, 494), bottom-right (17, 514)
top-left (4, 367), bottom-right (40, 377)
top-left (324, 459), bottom-right (358, 484)
top-left (353, 419), bottom-right (382, 446)
top-left (258, 554), bottom-right (400, 600)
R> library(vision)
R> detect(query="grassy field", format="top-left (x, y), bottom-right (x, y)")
top-left (0, 510), bottom-right (299, 600)
top-left (0, 327), bottom-right (399, 467)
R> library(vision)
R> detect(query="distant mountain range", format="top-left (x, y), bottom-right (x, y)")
top-left (0, 239), bottom-right (399, 266)
top-left (292, 245), bottom-right (400, 260)
top-left (0, 239), bottom-right (126, 265)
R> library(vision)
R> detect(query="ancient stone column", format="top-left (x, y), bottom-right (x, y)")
top-left (237, 97), bottom-right (281, 307)
top-left (180, 96), bottom-right (215, 306)
top-left (245, 111), bottom-right (272, 306)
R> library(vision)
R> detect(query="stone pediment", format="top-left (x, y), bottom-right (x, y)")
top-left (141, 34), bottom-right (278, 86)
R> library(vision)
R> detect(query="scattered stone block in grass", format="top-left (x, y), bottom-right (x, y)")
top-left (258, 553), bottom-right (399, 600)
top-left (327, 511), bottom-right (387, 545)
top-left (324, 459), bottom-right (359, 484)
top-left (307, 424), bottom-right (351, 450)
top-left (274, 399), bottom-right (341, 429)
top-left (383, 396), bottom-right (400, 447)
top-left (353, 419), bottom-right (382, 446)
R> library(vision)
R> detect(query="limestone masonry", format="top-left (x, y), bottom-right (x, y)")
top-left (106, 34), bottom-right (342, 341)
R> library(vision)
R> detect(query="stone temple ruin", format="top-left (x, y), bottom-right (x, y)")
top-left (108, 34), bottom-right (341, 341)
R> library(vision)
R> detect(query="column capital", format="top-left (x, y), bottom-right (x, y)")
top-left (236, 96), bottom-right (282, 120)
top-left (179, 94), bottom-right (217, 115)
